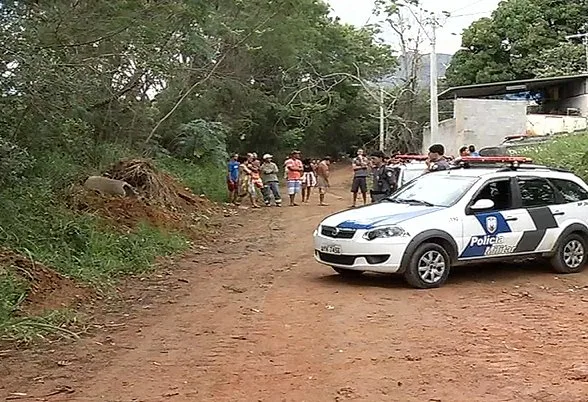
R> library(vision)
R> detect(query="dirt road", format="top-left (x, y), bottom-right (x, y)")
top-left (2, 168), bottom-right (588, 401)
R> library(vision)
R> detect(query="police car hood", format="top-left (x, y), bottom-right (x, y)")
top-left (321, 203), bottom-right (443, 230)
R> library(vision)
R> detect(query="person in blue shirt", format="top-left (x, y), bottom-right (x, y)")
top-left (227, 153), bottom-right (240, 204)
top-left (468, 144), bottom-right (480, 157)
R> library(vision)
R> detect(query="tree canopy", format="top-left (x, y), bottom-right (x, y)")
top-left (446, 0), bottom-right (588, 86)
top-left (0, 0), bottom-right (396, 164)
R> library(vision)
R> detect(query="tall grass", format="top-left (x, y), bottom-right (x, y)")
top-left (513, 133), bottom-right (588, 180)
top-left (157, 156), bottom-right (228, 202)
top-left (0, 143), bottom-right (226, 340)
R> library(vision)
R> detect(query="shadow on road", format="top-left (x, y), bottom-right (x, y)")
top-left (313, 272), bottom-right (407, 289)
top-left (312, 259), bottom-right (563, 289)
top-left (448, 259), bottom-right (556, 286)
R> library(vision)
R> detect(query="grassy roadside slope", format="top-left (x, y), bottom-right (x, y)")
top-left (0, 145), bottom-right (227, 343)
top-left (512, 133), bottom-right (588, 180)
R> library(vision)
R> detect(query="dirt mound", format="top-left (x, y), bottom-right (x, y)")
top-left (0, 249), bottom-right (91, 316)
top-left (106, 159), bottom-right (205, 209)
top-left (69, 158), bottom-right (223, 236)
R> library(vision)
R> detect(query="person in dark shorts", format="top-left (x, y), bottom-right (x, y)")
top-left (351, 148), bottom-right (369, 207)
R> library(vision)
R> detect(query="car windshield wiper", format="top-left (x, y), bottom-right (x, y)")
top-left (395, 198), bottom-right (435, 207)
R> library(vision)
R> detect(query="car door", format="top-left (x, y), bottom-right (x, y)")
top-left (459, 177), bottom-right (532, 260)
top-left (519, 177), bottom-right (588, 252)
top-left (548, 177), bottom-right (588, 226)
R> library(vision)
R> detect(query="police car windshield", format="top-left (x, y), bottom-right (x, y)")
top-left (389, 174), bottom-right (477, 207)
top-left (402, 168), bottom-right (424, 184)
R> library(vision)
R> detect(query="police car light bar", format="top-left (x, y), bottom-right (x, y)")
top-left (460, 156), bottom-right (533, 164)
top-left (394, 154), bottom-right (429, 161)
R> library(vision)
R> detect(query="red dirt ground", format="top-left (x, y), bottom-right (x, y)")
top-left (0, 250), bottom-right (91, 316)
top-left (1, 168), bottom-right (588, 401)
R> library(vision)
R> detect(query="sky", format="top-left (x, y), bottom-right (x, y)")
top-left (327, 0), bottom-right (502, 55)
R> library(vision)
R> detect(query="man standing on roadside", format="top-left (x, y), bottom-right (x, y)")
top-left (316, 156), bottom-right (331, 206)
top-left (285, 150), bottom-right (304, 206)
top-left (351, 148), bottom-right (369, 207)
top-left (369, 150), bottom-right (398, 203)
top-left (227, 153), bottom-right (240, 204)
top-left (261, 154), bottom-right (282, 207)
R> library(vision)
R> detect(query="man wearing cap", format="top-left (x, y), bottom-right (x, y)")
top-left (261, 153), bottom-right (282, 207)
top-left (284, 150), bottom-right (304, 206)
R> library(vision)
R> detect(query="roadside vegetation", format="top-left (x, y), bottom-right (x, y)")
top-left (0, 1), bottom-right (400, 342)
top-left (513, 133), bottom-right (588, 181)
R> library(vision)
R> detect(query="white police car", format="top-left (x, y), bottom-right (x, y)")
top-left (313, 157), bottom-right (588, 288)
top-left (391, 154), bottom-right (429, 188)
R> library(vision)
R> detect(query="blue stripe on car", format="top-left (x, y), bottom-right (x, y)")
top-left (336, 207), bottom-right (443, 230)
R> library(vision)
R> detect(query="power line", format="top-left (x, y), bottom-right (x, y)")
top-left (448, 10), bottom-right (494, 19)
top-left (448, 0), bottom-right (487, 15)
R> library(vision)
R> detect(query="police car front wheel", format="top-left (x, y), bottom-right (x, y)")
top-left (551, 234), bottom-right (588, 274)
top-left (404, 243), bottom-right (450, 289)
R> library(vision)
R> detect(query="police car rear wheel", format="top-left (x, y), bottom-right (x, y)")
top-left (404, 243), bottom-right (450, 289)
top-left (332, 267), bottom-right (364, 277)
top-left (551, 234), bottom-right (587, 274)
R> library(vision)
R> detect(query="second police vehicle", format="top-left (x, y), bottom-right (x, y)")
top-left (313, 156), bottom-right (588, 288)
top-left (390, 154), bottom-right (429, 189)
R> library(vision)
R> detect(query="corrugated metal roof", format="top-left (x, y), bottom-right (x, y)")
top-left (438, 74), bottom-right (588, 100)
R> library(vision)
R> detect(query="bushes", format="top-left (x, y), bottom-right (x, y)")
top-left (515, 133), bottom-right (588, 180)
top-left (0, 136), bottom-right (35, 187)
top-left (0, 181), bottom-right (189, 285)
top-left (157, 156), bottom-right (227, 202)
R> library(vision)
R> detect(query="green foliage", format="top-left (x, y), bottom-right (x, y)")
top-left (0, 271), bottom-right (27, 326)
top-left (157, 156), bottom-right (227, 202)
top-left (0, 137), bottom-right (35, 186)
top-left (446, 0), bottom-right (588, 86)
top-left (532, 43), bottom-right (586, 78)
top-left (0, 181), bottom-right (188, 285)
top-left (1, 309), bottom-right (82, 343)
top-left (0, 0), bottom-right (399, 338)
top-left (514, 133), bottom-right (588, 181)
top-left (168, 120), bottom-right (229, 166)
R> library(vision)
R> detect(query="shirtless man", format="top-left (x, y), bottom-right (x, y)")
top-left (316, 156), bottom-right (331, 206)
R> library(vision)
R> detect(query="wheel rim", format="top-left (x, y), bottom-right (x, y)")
top-left (417, 250), bottom-right (446, 284)
top-left (563, 240), bottom-right (585, 269)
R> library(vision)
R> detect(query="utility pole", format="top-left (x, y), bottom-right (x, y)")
top-left (565, 32), bottom-right (588, 72)
top-left (379, 85), bottom-right (385, 151)
top-left (429, 21), bottom-right (439, 139)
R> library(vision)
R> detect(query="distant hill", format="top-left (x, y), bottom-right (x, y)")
top-left (381, 53), bottom-right (453, 88)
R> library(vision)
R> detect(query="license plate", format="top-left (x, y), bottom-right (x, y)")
top-left (320, 244), bottom-right (342, 255)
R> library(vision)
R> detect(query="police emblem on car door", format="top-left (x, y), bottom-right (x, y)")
top-left (486, 216), bottom-right (497, 234)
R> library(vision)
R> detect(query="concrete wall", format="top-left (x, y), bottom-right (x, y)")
top-left (527, 114), bottom-right (588, 135)
top-left (425, 99), bottom-right (527, 156)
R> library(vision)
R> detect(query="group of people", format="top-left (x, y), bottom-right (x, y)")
top-left (227, 142), bottom-right (470, 209)
top-left (459, 144), bottom-right (480, 157)
top-left (349, 143), bottom-right (455, 206)
top-left (226, 151), bottom-right (332, 208)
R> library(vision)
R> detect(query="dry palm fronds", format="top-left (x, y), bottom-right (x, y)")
top-left (106, 159), bottom-right (178, 208)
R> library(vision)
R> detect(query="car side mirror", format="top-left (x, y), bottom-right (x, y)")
top-left (470, 199), bottom-right (495, 211)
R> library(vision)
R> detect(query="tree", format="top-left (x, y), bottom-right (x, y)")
top-left (0, 0), bottom-right (396, 164)
top-left (373, 0), bottom-right (435, 152)
top-left (446, 0), bottom-right (588, 86)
